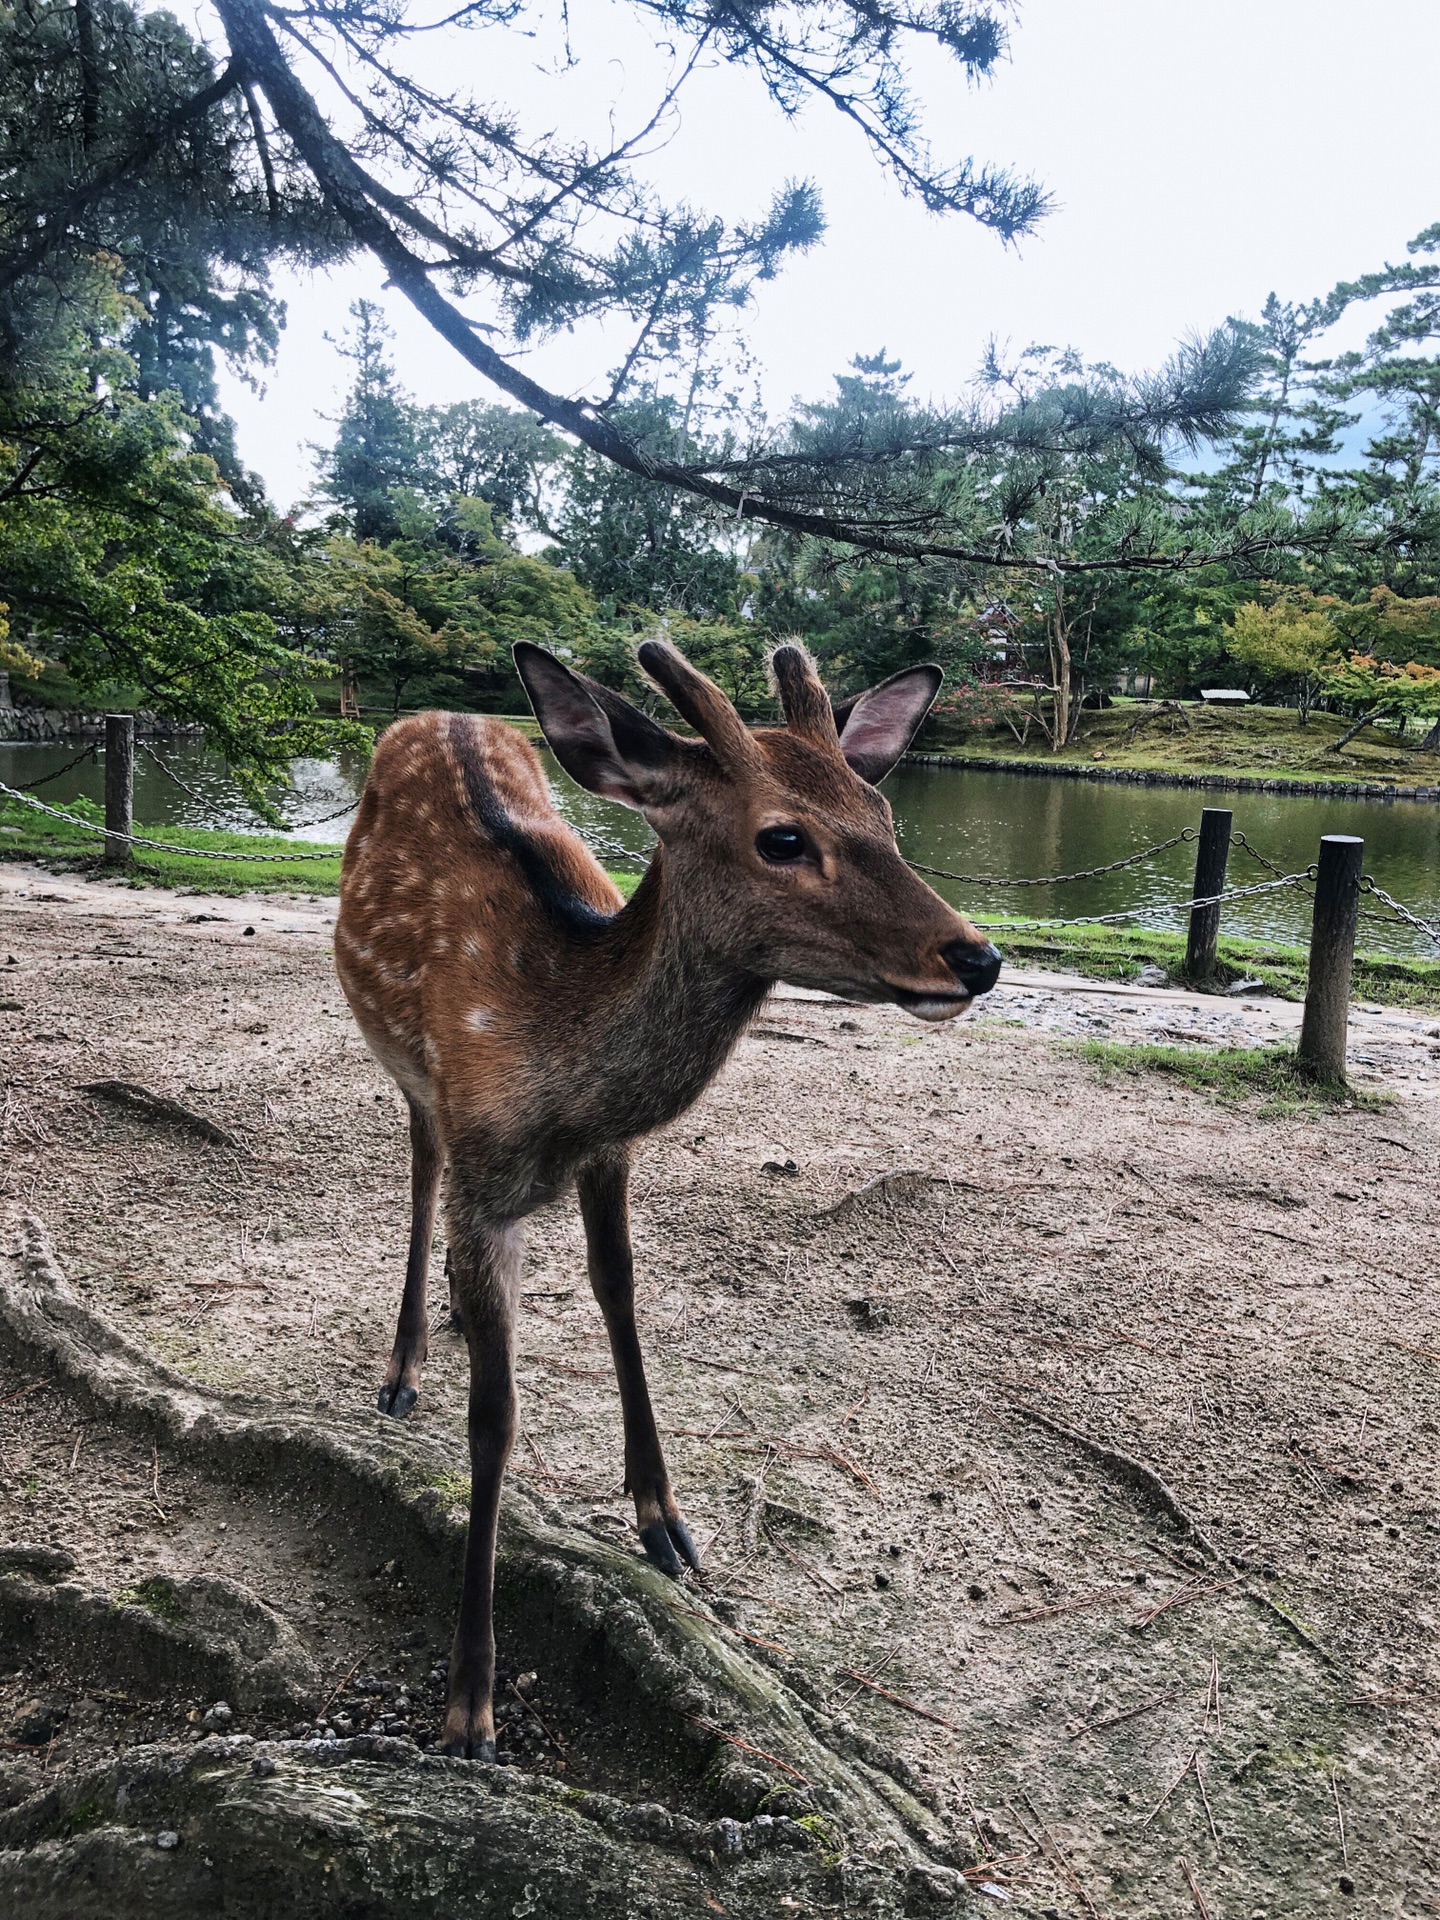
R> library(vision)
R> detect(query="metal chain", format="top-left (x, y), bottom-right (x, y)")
top-left (979, 869), bottom-right (1318, 932)
top-left (138, 740), bottom-right (219, 810)
top-left (904, 827), bottom-right (1197, 889)
top-left (1228, 829), bottom-right (1305, 886)
top-left (283, 799), bottom-right (360, 830)
top-left (6, 743), bottom-right (97, 790)
top-left (0, 780), bottom-right (343, 862)
top-left (7, 770), bottom-right (1436, 946)
top-left (140, 742), bottom-right (359, 834)
top-left (579, 828), bottom-right (653, 865)
top-left (1235, 829), bottom-right (1437, 941)
top-left (1359, 876), bottom-right (1440, 947)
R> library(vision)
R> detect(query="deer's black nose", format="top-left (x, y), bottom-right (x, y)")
top-left (943, 938), bottom-right (1002, 997)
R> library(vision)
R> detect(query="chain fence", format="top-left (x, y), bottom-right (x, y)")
top-left (140, 742), bottom-right (360, 833)
top-left (903, 828), bottom-right (1197, 889)
top-left (7, 744), bottom-right (98, 791)
top-left (3, 766), bottom-right (1437, 947)
top-left (0, 781), bottom-right (343, 863)
top-left (972, 869), bottom-right (1320, 934)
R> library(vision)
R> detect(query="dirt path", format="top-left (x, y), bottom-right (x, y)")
top-left (2, 864), bottom-right (1438, 1917)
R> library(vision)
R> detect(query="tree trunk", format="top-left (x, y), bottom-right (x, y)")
top-left (1049, 582), bottom-right (1072, 753)
top-left (1329, 704), bottom-right (1387, 753)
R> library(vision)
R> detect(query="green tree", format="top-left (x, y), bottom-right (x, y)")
top-left (548, 395), bottom-right (744, 617)
top-left (1225, 600), bottom-right (1341, 724)
top-left (315, 302), bottom-right (422, 541)
top-left (331, 498), bottom-right (598, 713)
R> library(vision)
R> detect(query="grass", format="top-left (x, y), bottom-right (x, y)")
top-left (980, 917), bottom-right (1440, 1014)
top-left (0, 791), bottom-right (345, 895)
top-left (115, 1576), bottom-right (185, 1621)
top-left (1078, 1040), bottom-right (1391, 1114)
top-left (0, 790), bottom-right (648, 900)
top-left (926, 698), bottom-right (1440, 788)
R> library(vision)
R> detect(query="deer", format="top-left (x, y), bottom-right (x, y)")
top-left (334, 638), bottom-right (1001, 1758)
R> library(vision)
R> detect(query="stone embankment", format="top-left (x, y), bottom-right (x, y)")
top-left (907, 748), bottom-right (1440, 801)
top-left (0, 707), bottom-right (203, 743)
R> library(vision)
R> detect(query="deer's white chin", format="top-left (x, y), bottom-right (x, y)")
top-left (890, 986), bottom-right (973, 1022)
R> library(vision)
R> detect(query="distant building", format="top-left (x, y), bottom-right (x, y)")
top-left (1200, 688), bottom-right (1251, 705)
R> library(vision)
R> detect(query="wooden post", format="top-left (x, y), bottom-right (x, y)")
top-left (1183, 807), bottom-right (1232, 980)
top-left (103, 713), bottom-right (134, 867)
top-left (1298, 835), bottom-right (1364, 1082)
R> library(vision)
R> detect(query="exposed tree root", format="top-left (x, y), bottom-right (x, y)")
top-left (1010, 1404), bottom-right (1221, 1562)
top-left (0, 1207), bottom-right (966, 1917)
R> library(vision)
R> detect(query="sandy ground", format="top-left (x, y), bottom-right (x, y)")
top-left (2, 862), bottom-right (1440, 1917)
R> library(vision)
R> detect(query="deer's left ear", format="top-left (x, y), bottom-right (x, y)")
top-left (834, 664), bottom-right (943, 784)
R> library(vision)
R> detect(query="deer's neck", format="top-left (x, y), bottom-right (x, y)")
top-left (557, 851), bottom-right (769, 1142)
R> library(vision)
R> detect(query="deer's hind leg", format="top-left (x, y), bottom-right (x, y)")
top-left (377, 1095), bottom-right (444, 1418)
top-left (578, 1147), bottom-right (699, 1578)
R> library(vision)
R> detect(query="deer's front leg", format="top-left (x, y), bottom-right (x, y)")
top-left (440, 1214), bottom-right (522, 1760)
top-left (377, 1096), bottom-right (444, 1418)
top-left (578, 1149), bottom-right (699, 1579)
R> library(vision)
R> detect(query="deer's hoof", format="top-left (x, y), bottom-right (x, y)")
top-left (439, 1696), bottom-right (497, 1761)
top-left (640, 1516), bottom-right (701, 1578)
top-left (376, 1381), bottom-right (419, 1419)
top-left (439, 1731), bottom-right (497, 1763)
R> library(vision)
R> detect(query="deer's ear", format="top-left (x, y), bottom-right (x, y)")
top-left (514, 644), bottom-right (679, 809)
top-left (836, 664), bottom-right (943, 785)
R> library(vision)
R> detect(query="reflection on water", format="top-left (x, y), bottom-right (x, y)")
top-left (4, 734), bottom-right (1437, 958)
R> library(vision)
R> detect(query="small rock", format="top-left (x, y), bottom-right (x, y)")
top-left (1135, 964), bottom-right (1170, 988)
top-left (966, 1582), bottom-right (985, 1601)
top-left (201, 1701), bottom-right (233, 1731)
top-left (14, 1700), bottom-right (65, 1745)
top-left (845, 1297), bottom-right (891, 1331)
top-left (156, 1831), bottom-right (180, 1851)
top-left (514, 1672), bottom-right (538, 1697)
top-left (874, 1571), bottom-right (892, 1590)
top-left (242, 926), bottom-right (255, 937)
top-left (1225, 977), bottom-right (1266, 996)
top-left (1339, 1874), bottom-right (1355, 1896)
top-left (331, 1716), bottom-right (354, 1737)
top-left (251, 1754), bottom-right (277, 1778)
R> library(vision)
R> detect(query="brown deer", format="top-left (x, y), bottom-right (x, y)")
top-left (334, 639), bottom-right (1000, 1757)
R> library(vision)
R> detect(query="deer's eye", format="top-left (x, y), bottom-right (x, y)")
top-left (756, 826), bottom-right (806, 864)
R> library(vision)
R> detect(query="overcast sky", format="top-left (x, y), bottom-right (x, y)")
top-left (214, 0), bottom-right (1440, 509)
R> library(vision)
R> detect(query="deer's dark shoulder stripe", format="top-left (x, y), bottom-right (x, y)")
top-left (448, 715), bottom-right (613, 943)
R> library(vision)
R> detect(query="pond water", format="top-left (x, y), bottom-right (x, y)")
top-left (4, 734), bottom-right (1438, 957)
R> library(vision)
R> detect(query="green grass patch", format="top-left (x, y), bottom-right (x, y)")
top-left (0, 793), bottom-right (344, 895)
top-left (980, 918), bottom-right (1440, 1014)
top-left (1078, 1040), bottom-right (1390, 1114)
top-left (925, 697), bottom-right (1440, 787)
top-left (115, 1576), bottom-right (185, 1621)
top-left (1, 793), bottom-right (647, 901)
top-left (5, 792), bottom-right (1432, 1010)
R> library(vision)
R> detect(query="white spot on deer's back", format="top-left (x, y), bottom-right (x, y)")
top-left (465, 1006), bottom-right (495, 1032)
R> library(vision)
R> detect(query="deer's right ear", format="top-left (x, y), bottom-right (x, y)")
top-left (513, 644), bottom-right (679, 809)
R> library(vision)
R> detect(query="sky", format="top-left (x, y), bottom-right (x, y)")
top-left (213, 0), bottom-right (1440, 510)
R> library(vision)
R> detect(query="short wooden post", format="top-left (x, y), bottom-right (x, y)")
top-left (1183, 806), bottom-right (1232, 980)
top-left (103, 713), bottom-right (134, 867)
top-left (1298, 835), bottom-right (1364, 1082)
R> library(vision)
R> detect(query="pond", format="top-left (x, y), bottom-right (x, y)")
top-left (4, 733), bottom-right (1438, 958)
